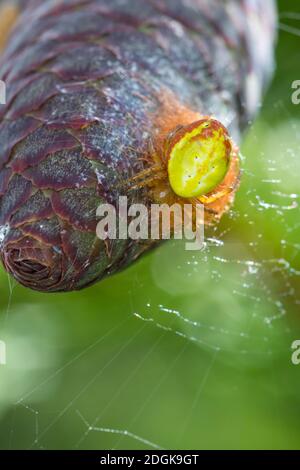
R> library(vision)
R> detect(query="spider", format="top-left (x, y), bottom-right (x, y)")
top-left (128, 117), bottom-right (240, 224)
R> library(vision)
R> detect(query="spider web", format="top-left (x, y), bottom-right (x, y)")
top-left (0, 5), bottom-right (300, 451)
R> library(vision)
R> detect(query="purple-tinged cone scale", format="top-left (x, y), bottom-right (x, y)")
top-left (0, 0), bottom-right (276, 292)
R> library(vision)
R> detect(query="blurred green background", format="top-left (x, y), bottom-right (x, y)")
top-left (0, 0), bottom-right (300, 450)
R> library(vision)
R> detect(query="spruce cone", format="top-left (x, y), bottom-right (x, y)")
top-left (0, 0), bottom-right (276, 292)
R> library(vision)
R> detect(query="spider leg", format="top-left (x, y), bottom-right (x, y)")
top-left (0, 2), bottom-right (20, 51)
top-left (147, 138), bottom-right (163, 166)
top-left (198, 187), bottom-right (233, 205)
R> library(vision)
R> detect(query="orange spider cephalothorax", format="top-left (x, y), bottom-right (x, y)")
top-left (129, 117), bottom-right (240, 223)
